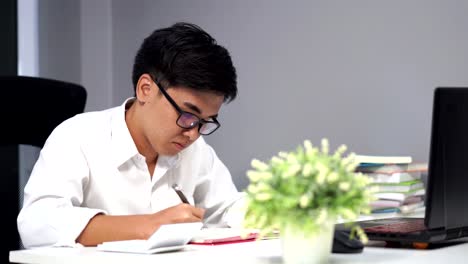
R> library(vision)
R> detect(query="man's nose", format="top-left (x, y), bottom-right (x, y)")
top-left (182, 125), bottom-right (200, 141)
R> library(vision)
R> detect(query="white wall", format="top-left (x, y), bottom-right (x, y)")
top-left (37, 0), bottom-right (468, 190)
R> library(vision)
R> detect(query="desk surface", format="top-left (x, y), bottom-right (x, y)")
top-left (13, 209), bottom-right (465, 264)
top-left (10, 238), bottom-right (468, 264)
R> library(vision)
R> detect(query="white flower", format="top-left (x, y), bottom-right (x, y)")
top-left (334, 144), bottom-right (347, 158)
top-left (345, 162), bottom-right (358, 172)
top-left (306, 148), bottom-right (319, 161)
top-left (299, 194), bottom-right (310, 208)
top-left (356, 228), bottom-right (369, 244)
top-left (340, 208), bottom-right (357, 220)
top-left (286, 153), bottom-right (298, 164)
top-left (354, 173), bottom-right (372, 187)
top-left (315, 162), bottom-right (329, 184)
top-left (303, 140), bottom-right (313, 152)
top-left (316, 209), bottom-right (328, 224)
top-left (327, 172), bottom-right (338, 183)
top-left (247, 184), bottom-right (259, 194)
top-left (256, 182), bottom-right (271, 191)
top-left (251, 159), bottom-right (269, 171)
top-left (321, 138), bottom-right (329, 154)
top-left (249, 171), bottom-right (273, 181)
top-left (255, 192), bottom-right (272, 201)
top-left (282, 163), bottom-right (301, 179)
top-left (271, 156), bottom-right (283, 165)
top-left (339, 182), bottom-right (351, 191)
top-left (302, 163), bottom-right (313, 177)
top-left (342, 153), bottom-right (359, 172)
top-left (246, 170), bottom-right (263, 182)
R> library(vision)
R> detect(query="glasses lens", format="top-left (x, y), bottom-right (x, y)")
top-left (199, 122), bottom-right (219, 135)
top-left (177, 112), bottom-right (199, 129)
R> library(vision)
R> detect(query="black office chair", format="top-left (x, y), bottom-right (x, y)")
top-left (0, 76), bottom-right (87, 263)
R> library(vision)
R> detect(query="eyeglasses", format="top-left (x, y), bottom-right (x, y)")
top-left (154, 79), bottom-right (221, 135)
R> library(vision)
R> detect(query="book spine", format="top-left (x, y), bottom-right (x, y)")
top-left (364, 172), bottom-right (421, 183)
top-left (374, 182), bottom-right (424, 193)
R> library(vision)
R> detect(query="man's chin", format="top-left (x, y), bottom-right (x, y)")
top-left (160, 150), bottom-right (179, 157)
top-left (162, 145), bottom-right (183, 156)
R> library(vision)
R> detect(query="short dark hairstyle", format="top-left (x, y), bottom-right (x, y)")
top-left (132, 22), bottom-right (237, 103)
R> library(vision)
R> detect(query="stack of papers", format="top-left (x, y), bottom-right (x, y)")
top-left (355, 155), bottom-right (412, 165)
top-left (355, 156), bottom-right (427, 214)
top-left (97, 222), bottom-right (203, 254)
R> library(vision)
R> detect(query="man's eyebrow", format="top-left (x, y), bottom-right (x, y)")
top-left (183, 102), bottom-right (218, 119)
top-left (183, 102), bottom-right (201, 114)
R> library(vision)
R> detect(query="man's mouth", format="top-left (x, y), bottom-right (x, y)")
top-left (174, 142), bottom-right (187, 150)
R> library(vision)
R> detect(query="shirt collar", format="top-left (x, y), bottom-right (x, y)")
top-left (110, 97), bottom-right (181, 168)
top-left (111, 98), bottom-right (140, 167)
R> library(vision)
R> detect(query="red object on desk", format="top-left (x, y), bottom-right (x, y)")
top-left (188, 232), bottom-right (258, 246)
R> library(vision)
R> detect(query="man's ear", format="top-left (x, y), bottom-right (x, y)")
top-left (135, 74), bottom-right (154, 103)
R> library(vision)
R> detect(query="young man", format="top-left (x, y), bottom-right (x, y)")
top-left (18, 22), bottom-right (244, 248)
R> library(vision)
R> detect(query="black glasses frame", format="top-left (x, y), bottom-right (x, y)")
top-left (153, 79), bottom-right (221, 135)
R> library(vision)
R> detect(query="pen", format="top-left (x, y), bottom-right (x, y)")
top-left (172, 184), bottom-right (190, 204)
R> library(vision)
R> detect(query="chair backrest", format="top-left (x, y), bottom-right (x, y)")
top-left (1, 76), bottom-right (87, 147)
top-left (0, 76), bottom-right (87, 262)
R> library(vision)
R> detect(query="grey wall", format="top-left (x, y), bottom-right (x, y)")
top-left (37, 1), bottom-right (468, 190)
top-left (110, 0), bottom-right (468, 189)
top-left (81, 0), bottom-right (114, 112)
top-left (38, 0), bottom-right (81, 84)
top-left (37, 0), bottom-right (113, 112)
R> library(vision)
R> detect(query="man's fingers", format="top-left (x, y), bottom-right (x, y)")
top-left (173, 203), bottom-right (205, 221)
top-left (192, 207), bottom-right (205, 220)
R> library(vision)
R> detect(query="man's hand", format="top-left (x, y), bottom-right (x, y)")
top-left (152, 203), bottom-right (205, 224)
top-left (77, 204), bottom-right (205, 246)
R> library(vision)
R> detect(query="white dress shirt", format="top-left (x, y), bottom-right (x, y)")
top-left (17, 98), bottom-right (245, 248)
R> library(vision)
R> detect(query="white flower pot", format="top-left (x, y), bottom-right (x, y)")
top-left (280, 219), bottom-right (335, 264)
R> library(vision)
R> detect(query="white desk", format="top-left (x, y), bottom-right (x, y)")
top-left (13, 209), bottom-right (465, 264)
top-left (9, 238), bottom-right (468, 264)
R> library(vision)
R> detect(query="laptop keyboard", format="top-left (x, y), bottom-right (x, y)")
top-left (365, 219), bottom-right (426, 234)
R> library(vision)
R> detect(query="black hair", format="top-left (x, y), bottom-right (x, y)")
top-left (132, 22), bottom-right (237, 103)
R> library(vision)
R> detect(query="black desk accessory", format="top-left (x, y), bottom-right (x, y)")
top-left (332, 230), bottom-right (364, 254)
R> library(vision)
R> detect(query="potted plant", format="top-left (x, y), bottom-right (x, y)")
top-left (243, 139), bottom-right (375, 264)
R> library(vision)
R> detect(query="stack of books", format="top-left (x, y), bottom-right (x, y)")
top-left (355, 155), bottom-right (428, 214)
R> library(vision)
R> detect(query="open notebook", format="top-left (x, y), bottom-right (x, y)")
top-left (97, 222), bottom-right (203, 254)
top-left (97, 223), bottom-right (265, 253)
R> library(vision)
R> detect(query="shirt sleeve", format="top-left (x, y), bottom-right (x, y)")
top-left (192, 143), bottom-right (246, 227)
top-left (17, 119), bottom-right (105, 248)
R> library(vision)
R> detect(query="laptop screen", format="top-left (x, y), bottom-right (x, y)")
top-left (425, 87), bottom-right (468, 230)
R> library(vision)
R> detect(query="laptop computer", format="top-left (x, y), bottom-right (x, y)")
top-left (339, 87), bottom-right (468, 244)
